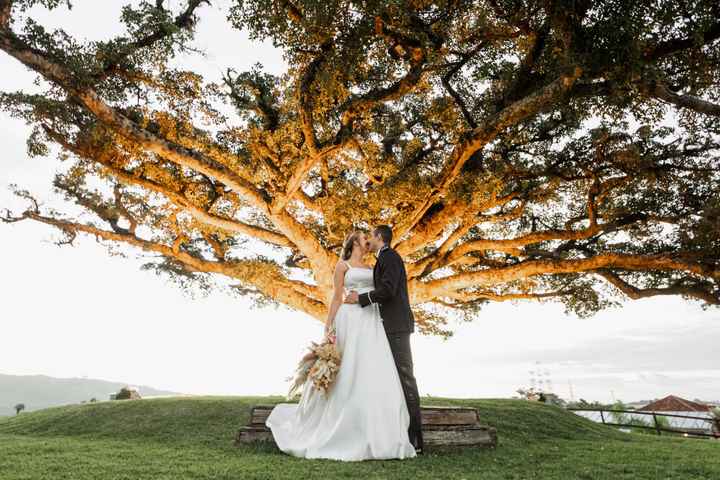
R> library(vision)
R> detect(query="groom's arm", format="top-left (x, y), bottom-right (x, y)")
top-left (358, 253), bottom-right (402, 308)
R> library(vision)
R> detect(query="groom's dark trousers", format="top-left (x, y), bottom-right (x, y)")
top-left (357, 245), bottom-right (424, 451)
top-left (386, 331), bottom-right (424, 450)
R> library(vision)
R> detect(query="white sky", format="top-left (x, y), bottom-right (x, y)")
top-left (1, 1), bottom-right (718, 404)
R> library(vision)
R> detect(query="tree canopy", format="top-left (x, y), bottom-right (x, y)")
top-left (1, 0), bottom-right (719, 337)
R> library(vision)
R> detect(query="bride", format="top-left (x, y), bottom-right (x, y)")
top-left (265, 229), bottom-right (418, 461)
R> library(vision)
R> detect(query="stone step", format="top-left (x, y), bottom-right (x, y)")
top-left (236, 404), bottom-right (497, 449)
top-left (247, 404), bottom-right (482, 426)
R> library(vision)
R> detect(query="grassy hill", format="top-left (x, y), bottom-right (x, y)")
top-left (0, 373), bottom-right (180, 416)
top-left (0, 396), bottom-right (717, 479)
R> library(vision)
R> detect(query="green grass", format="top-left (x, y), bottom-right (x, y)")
top-left (1, 396), bottom-right (717, 479)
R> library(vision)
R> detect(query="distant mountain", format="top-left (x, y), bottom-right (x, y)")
top-left (0, 373), bottom-right (181, 416)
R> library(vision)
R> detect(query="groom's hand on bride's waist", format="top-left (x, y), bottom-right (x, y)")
top-left (344, 290), bottom-right (359, 303)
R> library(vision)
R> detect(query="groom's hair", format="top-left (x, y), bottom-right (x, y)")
top-left (373, 225), bottom-right (392, 245)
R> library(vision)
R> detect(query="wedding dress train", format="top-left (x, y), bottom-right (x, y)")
top-left (265, 265), bottom-right (417, 461)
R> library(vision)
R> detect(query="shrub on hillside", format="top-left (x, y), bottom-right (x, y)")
top-left (113, 387), bottom-right (141, 400)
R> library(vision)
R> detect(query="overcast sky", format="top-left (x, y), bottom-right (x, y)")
top-left (1, 1), bottom-right (718, 404)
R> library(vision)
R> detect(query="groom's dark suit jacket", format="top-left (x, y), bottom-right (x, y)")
top-left (358, 245), bottom-right (415, 334)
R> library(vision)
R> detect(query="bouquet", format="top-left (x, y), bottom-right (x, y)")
top-left (285, 324), bottom-right (342, 400)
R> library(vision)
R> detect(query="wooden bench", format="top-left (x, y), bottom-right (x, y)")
top-left (235, 404), bottom-right (497, 449)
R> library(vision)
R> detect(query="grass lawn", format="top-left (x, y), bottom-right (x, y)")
top-left (1, 396), bottom-right (717, 479)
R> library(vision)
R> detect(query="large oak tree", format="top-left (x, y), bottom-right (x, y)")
top-left (1, 0), bottom-right (719, 337)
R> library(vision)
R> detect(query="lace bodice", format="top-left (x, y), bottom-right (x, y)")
top-left (343, 262), bottom-right (374, 294)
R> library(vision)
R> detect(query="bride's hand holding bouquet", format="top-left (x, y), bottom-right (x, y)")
top-left (285, 318), bottom-right (341, 400)
top-left (323, 320), bottom-right (337, 344)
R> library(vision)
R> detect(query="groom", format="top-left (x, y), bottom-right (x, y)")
top-left (344, 225), bottom-right (425, 455)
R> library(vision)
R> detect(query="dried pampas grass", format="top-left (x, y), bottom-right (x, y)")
top-left (286, 324), bottom-right (341, 400)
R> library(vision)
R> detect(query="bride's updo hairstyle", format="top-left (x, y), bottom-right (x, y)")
top-left (341, 230), bottom-right (365, 260)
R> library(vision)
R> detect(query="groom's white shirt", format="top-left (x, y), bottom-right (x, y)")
top-left (368, 244), bottom-right (390, 305)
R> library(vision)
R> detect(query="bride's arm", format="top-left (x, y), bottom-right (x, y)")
top-left (325, 261), bottom-right (348, 332)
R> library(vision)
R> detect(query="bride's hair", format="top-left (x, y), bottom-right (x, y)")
top-left (341, 230), bottom-right (365, 260)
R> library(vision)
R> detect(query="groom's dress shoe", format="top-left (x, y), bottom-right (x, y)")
top-left (413, 438), bottom-right (424, 455)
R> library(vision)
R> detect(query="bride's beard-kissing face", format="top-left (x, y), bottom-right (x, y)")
top-left (359, 234), bottom-right (370, 254)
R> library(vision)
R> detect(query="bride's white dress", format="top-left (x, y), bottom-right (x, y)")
top-left (265, 264), bottom-right (417, 461)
